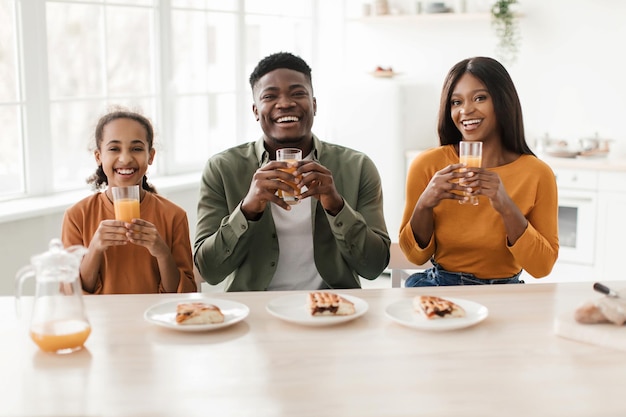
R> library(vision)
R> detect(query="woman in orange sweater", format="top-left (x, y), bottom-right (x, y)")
top-left (400, 57), bottom-right (558, 286)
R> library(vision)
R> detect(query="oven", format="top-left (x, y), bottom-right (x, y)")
top-left (554, 168), bottom-right (598, 266)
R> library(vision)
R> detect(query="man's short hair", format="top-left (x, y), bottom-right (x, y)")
top-left (249, 52), bottom-right (312, 90)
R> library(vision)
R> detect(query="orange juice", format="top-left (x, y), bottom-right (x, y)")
top-left (458, 155), bottom-right (481, 205)
top-left (459, 155), bottom-right (482, 168)
top-left (30, 319), bottom-right (91, 353)
top-left (277, 162), bottom-right (301, 205)
top-left (114, 198), bottom-right (140, 222)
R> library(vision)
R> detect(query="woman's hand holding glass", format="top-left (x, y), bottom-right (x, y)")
top-left (416, 163), bottom-right (472, 209)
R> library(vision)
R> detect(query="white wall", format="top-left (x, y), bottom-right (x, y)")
top-left (312, 0), bottom-right (626, 240)
top-left (325, 0), bottom-right (626, 153)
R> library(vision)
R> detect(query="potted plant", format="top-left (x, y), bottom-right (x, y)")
top-left (491, 0), bottom-right (520, 65)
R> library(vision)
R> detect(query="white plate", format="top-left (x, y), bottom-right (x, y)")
top-left (144, 298), bottom-right (249, 332)
top-left (385, 297), bottom-right (488, 331)
top-left (266, 293), bottom-right (368, 326)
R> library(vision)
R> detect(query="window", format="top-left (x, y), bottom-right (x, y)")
top-left (169, 3), bottom-right (238, 168)
top-left (0, 0), bottom-right (315, 203)
top-left (46, 1), bottom-right (158, 191)
top-left (0, 0), bottom-right (23, 199)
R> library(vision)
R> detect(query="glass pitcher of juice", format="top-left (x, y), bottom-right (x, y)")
top-left (15, 238), bottom-right (91, 354)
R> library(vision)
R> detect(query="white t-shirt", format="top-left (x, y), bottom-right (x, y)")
top-left (268, 200), bottom-right (323, 290)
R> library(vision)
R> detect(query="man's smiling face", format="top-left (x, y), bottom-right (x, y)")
top-left (252, 68), bottom-right (316, 151)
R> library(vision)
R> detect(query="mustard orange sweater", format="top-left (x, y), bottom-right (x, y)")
top-left (399, 145), bottom-right (559, 279)
top-left (62, 191), bottom-right (197, 294)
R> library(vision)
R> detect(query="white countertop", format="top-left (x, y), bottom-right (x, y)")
top-left (539, 154), bottom-right (626, 171)
top-left (406, 149), bottom-right (626, 172)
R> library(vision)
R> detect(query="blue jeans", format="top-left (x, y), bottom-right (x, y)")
top-left (405, 260), bottom-right (524, 287)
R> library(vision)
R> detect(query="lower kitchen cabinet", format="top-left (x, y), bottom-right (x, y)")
top-left (596, 171), bottom-right (626, 282)
top-left (531, 164), bottom-right (626, 284)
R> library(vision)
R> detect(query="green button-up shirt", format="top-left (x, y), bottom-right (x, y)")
top-left (193, 135), bottom-right (390, 291)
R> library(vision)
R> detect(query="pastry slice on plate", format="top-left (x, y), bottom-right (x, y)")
top-left (414, 295), bottom-right (466, 319)
top-left (308, 292), bottom-right (355, 316)
top-left (175, 302), bottom-right (224, 325)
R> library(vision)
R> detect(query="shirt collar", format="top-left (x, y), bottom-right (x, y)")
top-left (254, 134), bottom-right (322, 166)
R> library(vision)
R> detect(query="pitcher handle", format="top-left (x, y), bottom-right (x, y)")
top-left (15, 265), bottom-right (35, 318)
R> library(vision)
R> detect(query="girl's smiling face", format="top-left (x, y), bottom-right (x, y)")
top-left (94, 118), bottom-right (155, 189)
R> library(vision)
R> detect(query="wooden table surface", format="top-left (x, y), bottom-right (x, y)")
top-left (1, 282), bottom-right (624, 417)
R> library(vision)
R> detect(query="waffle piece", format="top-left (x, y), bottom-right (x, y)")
top-left (414, 295), bottom-right (466, 319)
top-left (175, 302), bottom-right (224, 325)
top-left (308, 292), bottom-right (355, 316)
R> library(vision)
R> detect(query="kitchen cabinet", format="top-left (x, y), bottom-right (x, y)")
top-left (543, 160), bottom-right (626, 283)
top-left (519, 166), bottom-right (600, 284)
top-left (596, 171), bottom-right (626, 281)
top-left (552, 167), bottom-right (598, 268)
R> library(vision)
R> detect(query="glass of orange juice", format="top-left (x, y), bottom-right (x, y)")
top-left (458, 141), bottom-right (482, 205)
top-left (111, 185), bottom-right (140, 222)
top-left (276, 148), bottom-right (302, 205)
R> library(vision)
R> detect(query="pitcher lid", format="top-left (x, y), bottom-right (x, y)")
top-left (31, 238), bottom-right (87, 269)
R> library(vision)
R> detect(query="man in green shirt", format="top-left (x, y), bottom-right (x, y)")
top-left (194, 52), bottom-right (390, 291)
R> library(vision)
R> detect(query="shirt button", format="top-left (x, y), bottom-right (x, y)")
top-left (241, 224), bottom-right (247, 230)
top-left (270, 262), bottom-right (276, 267)
top-left (336, 221), bottom-right (343, 227)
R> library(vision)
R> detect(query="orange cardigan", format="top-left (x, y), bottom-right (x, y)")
top-left (399, 145), bottom-right (559, 279)
top-left (62, 191), bottom-right (197, 294)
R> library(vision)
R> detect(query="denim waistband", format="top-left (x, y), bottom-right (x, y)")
top-left (430, 259), bottom-right (523, 284)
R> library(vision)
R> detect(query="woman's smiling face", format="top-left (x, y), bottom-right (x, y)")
top-left (450, 73), bottom-right (499, 143)
top-left (95, 117), bottom-right (155, 188)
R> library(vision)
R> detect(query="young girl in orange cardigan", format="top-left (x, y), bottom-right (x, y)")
top-left (62, 108), bottom-right (197, 294)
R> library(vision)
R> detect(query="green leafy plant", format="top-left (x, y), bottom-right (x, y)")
top-left (491, 0), bottom-right (520, 65)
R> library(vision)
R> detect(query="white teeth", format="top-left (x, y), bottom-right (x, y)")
top-left (116, 169), bottom-right (135, 175)
top-left (462, 119), bottom-right (481, 126)
top-left (276, 116), bottom-right (299, 123)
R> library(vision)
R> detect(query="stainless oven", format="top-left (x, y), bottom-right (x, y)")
top-left (554, 168), bottom-right (598, 265)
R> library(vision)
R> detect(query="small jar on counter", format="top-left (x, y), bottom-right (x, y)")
top-left (374, 0), bottom-right (389, 15)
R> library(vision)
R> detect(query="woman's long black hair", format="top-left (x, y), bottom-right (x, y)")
top-left (437, 56), bottom-right (534, 155)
